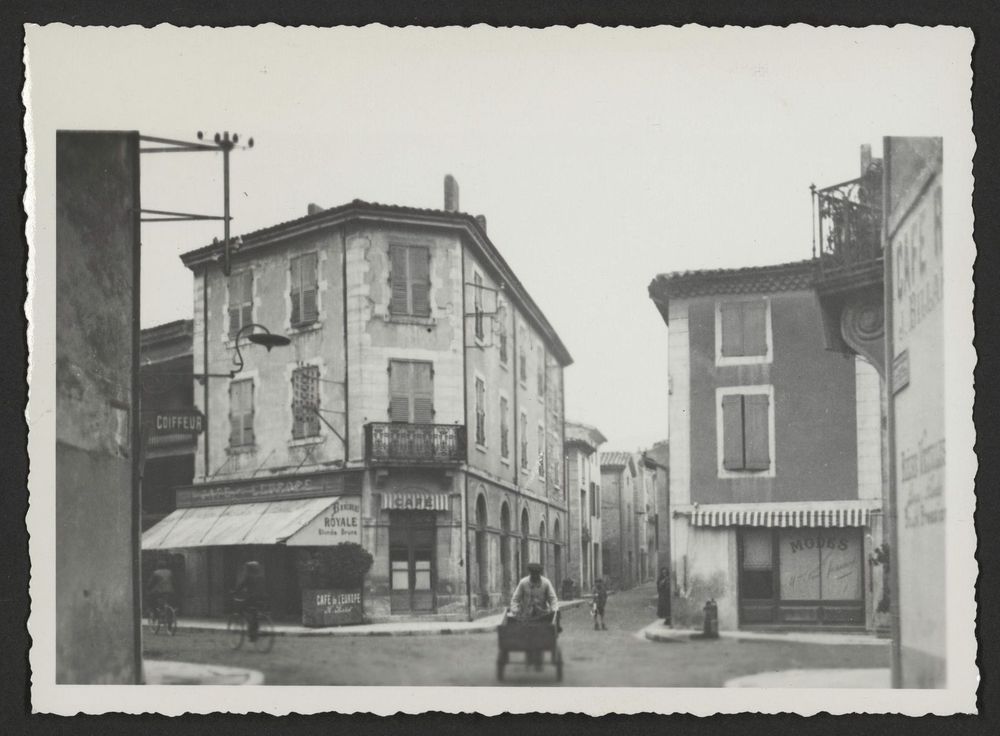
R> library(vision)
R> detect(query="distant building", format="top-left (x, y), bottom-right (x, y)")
top-left (642, 440), bottom-right (670, 573)
top-left (635, 452), bottom-right (661, 584)
top-left (649, 259), bottom-right (883, 630)
top-left (142, 178), bottom-right (572, 622)
top-left (564, 421), bottom-right (607, 593)
top-left (600, 451), bottom-right (638, 589)
top-left (139, 319), bottom-right (195, 531)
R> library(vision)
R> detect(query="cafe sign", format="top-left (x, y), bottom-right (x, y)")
top-left (301, 588), bottom-right (364, 627)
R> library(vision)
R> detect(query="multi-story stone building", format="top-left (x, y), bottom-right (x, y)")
top-left (642, 440), bottom-right (671, 574)
top-left (634, 452), bottom-right (660, 584)
top-left (648, 259), bottom-right (883, 631)
top-left (564, 421), bottom-right (607, 594)
top-left (600, 452), bottom-right (638, 589)
top-left (143, 177), bottom-right (572, 622)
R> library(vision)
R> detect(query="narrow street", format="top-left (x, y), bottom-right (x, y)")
top-left (143, 583), bottom-right (888, 686)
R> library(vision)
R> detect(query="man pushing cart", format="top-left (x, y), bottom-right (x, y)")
top-left (497, 562), bottom-right (563, 681)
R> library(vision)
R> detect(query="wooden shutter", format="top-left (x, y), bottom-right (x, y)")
top-left (240, 271), bottom-right (253, 331)
top-left (228, 272), bottom-right (245, 337)
top-left (412, 362), bottom-right (434, 424)
top-left (743, 394), bottom-right (771, 470)
top-left (500, 397), bottom-right (509, 457)
top-left (389, 246), bottom-right (409, 315)
top-left (230, 380), bottom-right (253, 446)
top-left (301, 253), bottom-right (319, 323)
top-left (719, 302), bottom-right (743, 357)
top-left (742, 301), bottom-right (767, 356)
top-left (229, 381), bottom-right (241, 446)
top-left (388, 360), bottom-right (411, 422)
top-left (289, 256), bottom-right (302, 325)
top-left (721, 394), bottom-right (745, 470)
top-left (410, 247), bottom-right (431, 317)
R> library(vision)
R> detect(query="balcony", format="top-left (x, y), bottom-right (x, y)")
top-left (364, 422), bottom-right (466, 465)
top-left (813, 165), bottom-right (883, 283)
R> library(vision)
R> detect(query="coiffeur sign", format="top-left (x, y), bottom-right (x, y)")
top-left (287, 497), bottom-right (362, 546)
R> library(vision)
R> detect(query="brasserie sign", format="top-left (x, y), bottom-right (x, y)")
top-left (176, 470), bottom-right (363, 508)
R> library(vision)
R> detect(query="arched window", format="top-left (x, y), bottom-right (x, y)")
top-left (520, 508), bottom-right (530, 576)
top-left (475, 493), bottom-right (488, 528)
top-left (474, 491), bottom-right (488, 607)
top-left (538, 520), bottom-right (547, 573)
top-left (499, 502), bottom-right (512, 598)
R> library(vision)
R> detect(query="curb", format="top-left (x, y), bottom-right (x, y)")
top-left (642, 622), bottom-right (891, 647)
top-left (164, 598), bottom-right (587, 639)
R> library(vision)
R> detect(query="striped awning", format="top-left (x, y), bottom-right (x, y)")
top-left (690, 502), bottom-right (877, 528)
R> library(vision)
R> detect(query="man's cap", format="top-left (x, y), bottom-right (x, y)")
top-left (527, 562), bottom-right (543, 572)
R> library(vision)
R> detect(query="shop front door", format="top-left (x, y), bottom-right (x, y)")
top-left (389, 512), bottom-right (436, 613)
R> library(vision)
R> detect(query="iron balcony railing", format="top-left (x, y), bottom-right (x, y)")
top-left (812, 165), bottom-right (883, 278)
top-left (364, 422), bottom-right (466, 465)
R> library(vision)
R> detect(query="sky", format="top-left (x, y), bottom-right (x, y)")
top-left (25, 25), bottom-right (972, 452)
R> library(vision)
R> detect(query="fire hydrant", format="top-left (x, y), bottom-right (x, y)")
top-left (702, 599), bottom-right (719, 639)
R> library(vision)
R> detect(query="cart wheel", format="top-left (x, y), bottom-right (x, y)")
top-left (555, 648), bottom-right (564, 682)
top-left (496, 659), bottom-right (505, 681)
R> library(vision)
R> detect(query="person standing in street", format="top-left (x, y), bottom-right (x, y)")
top-left (592, 578), bottom-right (608, 631)
top-left (656, 566), bottom-right (672, 625)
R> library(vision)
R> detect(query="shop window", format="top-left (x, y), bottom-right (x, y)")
top-left (740, 528), bottom-right (775, 600)
top-left (389, 244), bottom-right (431, 317)
top-left (290, 252), bottom-right (319, 326)
top-left (229, 379), bottom-right (254, 447)
top-left (721, 392), bottom-right (772, 472)
top-left (778, 530), bottom-right (862, 601)
top-left (291, 365), bottom-right (320, 439)
top-left (718, 299), bottom-right (769, 359)
top-left (228, 270), bottom-right (253, 338)
top-left (388, 360), bottom-right (434, 423)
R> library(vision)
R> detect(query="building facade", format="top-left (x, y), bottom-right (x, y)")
top-left (642, 441), bottom-right (671, 574)
top-left (564, 421), bottom-right (607, 594)
top-left (599, 452), bottom-right (638, 589)
top-left (142, 179), bottom-right (572, 622)
top-left (649, 260), bottom-right (883, 631)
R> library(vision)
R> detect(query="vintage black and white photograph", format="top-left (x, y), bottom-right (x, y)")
top-left (25, 24), bottom-right (977, 715)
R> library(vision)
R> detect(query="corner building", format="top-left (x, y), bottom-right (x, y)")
top-left (143, 181), bottom-right (571, 622)
top-left (649, 261), bottom-right (883, 631)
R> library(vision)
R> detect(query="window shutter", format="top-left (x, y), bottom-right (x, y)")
top-left (229, 382), bottom-right (240, 446)
top-left (302, 253), bottom-right (319, 323)
top-left (720, 302), bottom-right (743, 357)
top-left (389, 246), bottom-right (409, 315)
top-left (742, 301), bottom-right (767, 356)
top-left (289, 256), bottom-right (302, 325)
top-left (410, 247), bottom-right (431, 317)
top-left (721, 394), bottom-right (744, 470)
top-left (388, 360), bottom-right (411, 422)
top-left (228, 273), bottom-right (243, 337)
top-left (412, 362), bottom-right (434, 424)
top-left (743, 394), bottom-right (771, 470)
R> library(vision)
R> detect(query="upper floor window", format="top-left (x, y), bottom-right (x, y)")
top-left (473, 272), bottom-right (485, 340)
top-left (389, 359), bottom-right (434, 423)
top-left (589, 481), bottom-right (597, 517)
top-left (537, 423), bottom-right (546, 478)
top-left (595, 484), bottom-right (601, 518)
top-left (520, 412), bottom-right (528, 470)
top-left (498, 326), bottom-right (508, 365)
top-left (290, 253), bottom-right (319, 327)
top-left (537, 347), bottom-right (546, 398)
top-left (390, 244), bottom-right (431, 317)
top-left (519, 346), bottom-right (528, 385)
top-left (717, 298), bottom-right (771, 365)
top-left (500, 396), bottom-right (510, 459)
top-left (229, 379), bottom-right (254, 447)
top-left (291, 365), bottom-right (320, 439)
top-left (475, 377), bottom-right (486, 446)
top-left (228, 270), bottom-right (253, 338)
top-left (719, 388), bottom-right (773, 475)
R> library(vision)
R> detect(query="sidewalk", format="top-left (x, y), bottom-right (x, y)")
top-left (144, 659), bottom-right (264, 685)
top-left (642, 620), bottom-right (891, 647)
top-left (163, 598), bottom-right (587, 638)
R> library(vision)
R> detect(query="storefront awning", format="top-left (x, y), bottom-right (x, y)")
top-left (689, 501), bottom-right (880, 528)
top-left (142, 497), bottom-right (337, 550)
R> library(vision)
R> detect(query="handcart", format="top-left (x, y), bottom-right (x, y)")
top-left (496, 609), bottom-right (563, 681)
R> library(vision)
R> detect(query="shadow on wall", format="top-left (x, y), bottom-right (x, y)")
top-left (672, 571), bottom-right (728, 628)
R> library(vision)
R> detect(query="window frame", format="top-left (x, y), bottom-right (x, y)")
top-left (519, 410), bottom-right (528, 470)
top-left (228, 377), bottom-right (256, 449)
top-left (474, 374), bottom-right (487, 449)
top-left (289, 251), bottom-right (320, 329)
top-left (716, 384), bottom-right (776, 478)
top-left (291, 363), bottom-right (322, 440)
top-left (389, 243), bottom-right (432, 318)
top-left (473, 270), bottom-right (485, 341)
top-left (388, 359), bottom-right (435, 424)
top-left (227, 269), bottom-right (254, 340)
top-left (715, 297), bottom-right (773, 367)
top-left (537, 421), bottom-right (546, 479)
top-left (499, 393), bottom-right (510, 461)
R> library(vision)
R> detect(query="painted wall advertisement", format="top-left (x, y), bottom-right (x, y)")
top-left (887, 137), bottom-right (946, 687)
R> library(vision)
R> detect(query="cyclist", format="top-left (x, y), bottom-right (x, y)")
top-left (146, 562), bottom-right (175, 622)
top-left (233, 560), bottom-right (268, 642)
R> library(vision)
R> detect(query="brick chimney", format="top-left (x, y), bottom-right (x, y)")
top-left (307, 203), bottom-right (324, 216)
top-left (444, 175), bottom-right (460, 212)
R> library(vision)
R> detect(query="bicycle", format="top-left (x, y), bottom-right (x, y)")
top-left (148, 599), bottom-right (178, 636)
top-left (227, 596), bottom-right (275, 653)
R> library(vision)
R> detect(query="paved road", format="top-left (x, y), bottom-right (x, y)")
top-left (142, 583), bottom-right (888, 686)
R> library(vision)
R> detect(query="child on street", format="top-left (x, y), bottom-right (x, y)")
top-left (592, 578), bottom-right (608, 630)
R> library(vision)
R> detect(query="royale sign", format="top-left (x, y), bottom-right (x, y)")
top-left (288, 497), bottom-right (362, 546)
